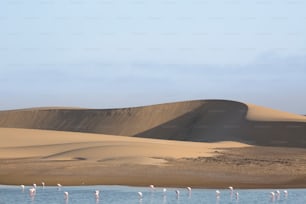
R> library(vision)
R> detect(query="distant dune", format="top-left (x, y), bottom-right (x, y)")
top-left (0, 100), bottom-right (306, 147)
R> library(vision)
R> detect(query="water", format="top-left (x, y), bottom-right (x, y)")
top-left (0, 185), bottom-right (305, 204)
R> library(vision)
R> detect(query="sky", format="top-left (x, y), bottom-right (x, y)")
top-left (0, 0), bottom-right (305, 114)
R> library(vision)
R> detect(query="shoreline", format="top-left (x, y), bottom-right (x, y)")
top-left (0, 184), bottom-right (305, 190)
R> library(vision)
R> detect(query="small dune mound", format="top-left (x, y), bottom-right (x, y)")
top-left (0, 127), bottom-right (247, 164)
top-left (247, 104), bottom-right (306, 122)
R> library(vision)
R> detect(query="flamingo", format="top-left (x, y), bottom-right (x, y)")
top-left (20, 185), bottom-right (25, 191)
top-left (138, 192), bottom-right (143, 199)
top-left (57, 183), bottom-right (62, 190)
top-left (187, 186), bottom-right (192, 198)
top-left (64, 191), bottom-right (69, 200)
top-left (149, 185), bottom-right (155, 191)
top-left (284, 190), bottom-right (288, 198)
top-left (175, 190), bottom-right (180, 198)
top-left (275, 190), bottom-right (280, 200)
top-left (270, 192), bottom-right (275, 201)
top-left (235, 192), bottom-right (239, 200)
top-left (163, 188), bottom-right (167, 196)
top-left (95, 190), bottom-right (100, 199)
top-left (229, 186), bottom-right (234, 199)
top-left (29, 188), bottom-right (36, 197)
top-left (42, 182), bottom-right (45, 188)
top-left (33, 183), bottom-right (37, 189)
top-left (216, 190), bottom-right (220, 198)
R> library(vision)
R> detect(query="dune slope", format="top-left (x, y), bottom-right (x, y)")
top-left (1, 128), bottom-right (240, 161)
top-left (2, 128), bottom-right (306, 188)
top-left (0, 128), bottom-right (250, 187)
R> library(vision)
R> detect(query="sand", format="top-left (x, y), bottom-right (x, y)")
top-left (0, 100), bottom-right (306, 188)
top-left (1, 100), bottom-right (306, 147)
top-left (1, 127), bottom-right (306, 188)
top-left (0, 128), bottom-right (248, 161)
top-left (247, 103), bottom-right (306, 122)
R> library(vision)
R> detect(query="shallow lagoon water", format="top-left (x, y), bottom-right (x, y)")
top-left (0, 185), bottom-right (305, 204)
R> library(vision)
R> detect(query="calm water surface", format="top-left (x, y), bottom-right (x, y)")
top-left (0, 185), bottom-right (305, 204)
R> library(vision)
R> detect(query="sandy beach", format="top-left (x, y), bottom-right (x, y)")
top-left (0, 100), bottom-right (306, 188)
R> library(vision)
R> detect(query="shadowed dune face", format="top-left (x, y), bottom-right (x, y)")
top-left (135, 101), bottom-right (248, 141)
top-left (0, 100), bottom-right (306, 147)
top-left (0, 100), bottom-right (205, 135)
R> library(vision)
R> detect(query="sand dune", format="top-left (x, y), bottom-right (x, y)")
top-left (0, 127), bottom-right (252, 187)
top-left (0, 100), bottom-right (305, 147)
top-left (0, 128), bottom-right (247, 162)
top-left (0, 100), bottom-right (306, 187)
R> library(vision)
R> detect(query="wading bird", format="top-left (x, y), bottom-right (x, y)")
top-left (29, 188), bottom-right (36, 197)
top-left (95, 190), bottom-right (100, 199)
top-left (216, 190), bottom-right (220, 198)
top-left (284, 190), bottom-right (288, 198)
top-left (163, 188), bottom-right (167, 196)
top-left (149, 185), bottom-right (155, 191)
top-left (64, 192), bottom-right (69, 200)
top-left (138, 192), bottom-right (143, 199)
top-left (235, 192), bottom-right (239, 200)
top-left (175, 190), bottom-right (180, 198)
top-left (270, 192), bottom-right (275, 201)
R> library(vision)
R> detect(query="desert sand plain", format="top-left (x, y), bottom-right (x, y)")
top-left (0, 100), bottom-right (306, 188)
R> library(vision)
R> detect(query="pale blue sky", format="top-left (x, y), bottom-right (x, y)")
top-left (0, 0), bottom-right (305, 113)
